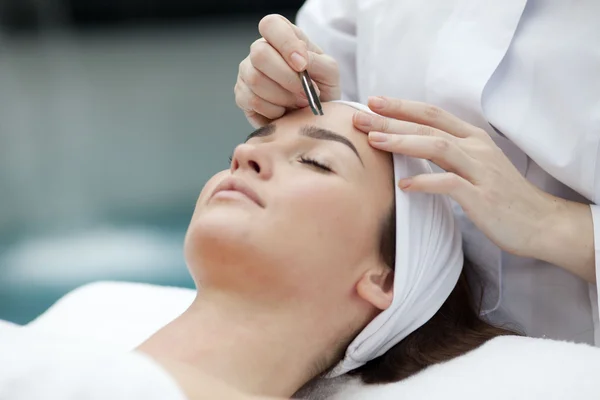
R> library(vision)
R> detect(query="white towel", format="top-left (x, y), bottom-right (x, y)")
top-left (25, 282), bottom-right (600, 399)
top-left (328, 335), bottom-right (600, 400)
top-left (27, 281), bottom-right (195, 351)
top-left (329, 101), bottom-right (463, 376)
top-left (2, 317), bottom-right (187, 400)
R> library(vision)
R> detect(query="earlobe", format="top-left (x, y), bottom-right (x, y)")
top-left (356, 268), bottom-right (394, 311)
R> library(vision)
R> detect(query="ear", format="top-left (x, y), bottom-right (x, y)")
top-left (356, 267), bottom-right (394, 311)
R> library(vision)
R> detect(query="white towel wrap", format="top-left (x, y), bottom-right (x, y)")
top-left (328, 101), bottom-right (464, 377)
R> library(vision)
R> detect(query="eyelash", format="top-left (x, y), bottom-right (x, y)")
top-left (228, 155), bottom-right (332, 173)
top-left (299, 156), bottom-right (333, 172)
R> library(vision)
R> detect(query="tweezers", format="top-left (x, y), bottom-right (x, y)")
top-left (299, 70), bottom-right (324, 116)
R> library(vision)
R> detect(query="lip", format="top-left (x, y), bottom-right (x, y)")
top-left (210, 176), bottom-right (265, 208)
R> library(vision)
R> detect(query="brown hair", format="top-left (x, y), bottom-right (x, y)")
top-left (350, 204), bottom-right (519, 384)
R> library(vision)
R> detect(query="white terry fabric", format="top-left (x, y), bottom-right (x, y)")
top-left (328, 336), bottom-right (600, 400)
top-left (23, 282), bottom-right (600, 400)
top-left (328, 101), bottom-right (464, 376)
top-left (27, 281), bottom-right (195, 350)
top-left (0, 319), bottom-right (186, 400)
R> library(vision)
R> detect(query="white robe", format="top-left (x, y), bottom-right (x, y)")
top-left (0, 320), bottom-right (185, 400)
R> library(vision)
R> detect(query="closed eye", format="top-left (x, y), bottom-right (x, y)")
top-left (229, 154), bottom-right (333, 173)
top-left (300, 156), bottom-right (333, 173)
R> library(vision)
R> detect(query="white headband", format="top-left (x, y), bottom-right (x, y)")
top-left (327, 101), bottom-right (464, 377)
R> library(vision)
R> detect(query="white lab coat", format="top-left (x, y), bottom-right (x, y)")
top-left (297, 0), bottom-right (600, 344)
top-left (0, 320), bottom-right (186, 400)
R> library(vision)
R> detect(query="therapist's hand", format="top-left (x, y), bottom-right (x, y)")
top-left (235, 14), bottom-right (341, 128)
top-left (353, 96), bottom-right (595, 283)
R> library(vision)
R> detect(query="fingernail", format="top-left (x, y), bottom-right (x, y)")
top-left (355, 112), bottom-right (373, 127)
top-left (368, 131), bottom-right (388, 142)
top-left (398, 178), bottom-right (412, 190)
top-left (369, 96), bottom-right (387, 109)
top-left (291, 52), bottom-right (307, 70)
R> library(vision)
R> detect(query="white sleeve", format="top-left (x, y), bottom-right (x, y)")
top-left (590, 205), bottom-right (600, 284)
top-left (589, 205), bottom-right (600, 344)
top-left (0, 322), bottom-right (187, 400)
top-left (296, 0), bottom-right (359, 101)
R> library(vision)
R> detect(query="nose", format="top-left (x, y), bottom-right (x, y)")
top-left (230, 143), bottom-right (273, 179)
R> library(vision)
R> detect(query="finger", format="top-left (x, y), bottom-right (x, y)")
top-left (368, 133), bottom-right (479, 182)
top-left (235, 80), bottom-right (286, 121)
top-left (367, 96), bottom-right (485, 139)
top-left (260, 14), bottom-right (323, 54)
top-left (249, 39), bottom-right (305, 95)
top-left (259, 14), bottom-right (309, 71)
top-left (282, 16), bottom-right (324, 54)
top-left (260, 15), bottom-right (339, 100)
top-left (353, 111), bottom-right (456, 142)
top-left (306, 52), bottom-right (340, 101)
top-left (240, 59), bottom-right (307, 109)
top-left (398, 172), bottom-right (477, 211)
top-left (244, 110), bottom-right (272, 129)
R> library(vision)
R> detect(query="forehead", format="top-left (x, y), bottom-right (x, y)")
top-left (274, 102), bottom-right (366, 143)
top-left (272, 102), bottom-right (392, 172)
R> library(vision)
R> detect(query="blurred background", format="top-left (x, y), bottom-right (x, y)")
top-left (0, 0), bottom-right (304, 323)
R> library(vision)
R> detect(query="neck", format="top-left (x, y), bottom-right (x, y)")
top-left (137, 288), bottom-right (330, 397)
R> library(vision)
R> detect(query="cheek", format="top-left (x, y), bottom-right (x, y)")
top-left (277, 179), bottom-right (379, 273)
top-left (285, 181), bottom-right (368, 231)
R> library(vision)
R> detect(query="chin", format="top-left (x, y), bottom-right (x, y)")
top-left (184, 213), bottom-right (303, 297)
top-left (184, 209), bottom-right (260, 275)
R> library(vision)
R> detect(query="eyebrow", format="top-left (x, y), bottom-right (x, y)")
top-left (245, 123), bottom-right (364, 165)
top-left (245, 124), bottom-right (276, 141)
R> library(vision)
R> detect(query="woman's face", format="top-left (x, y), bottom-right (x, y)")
top-left (185, 103), bottom-right (393, 308)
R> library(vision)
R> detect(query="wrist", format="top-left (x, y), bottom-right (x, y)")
top-left (532, 195), bottom-right (595, 282)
